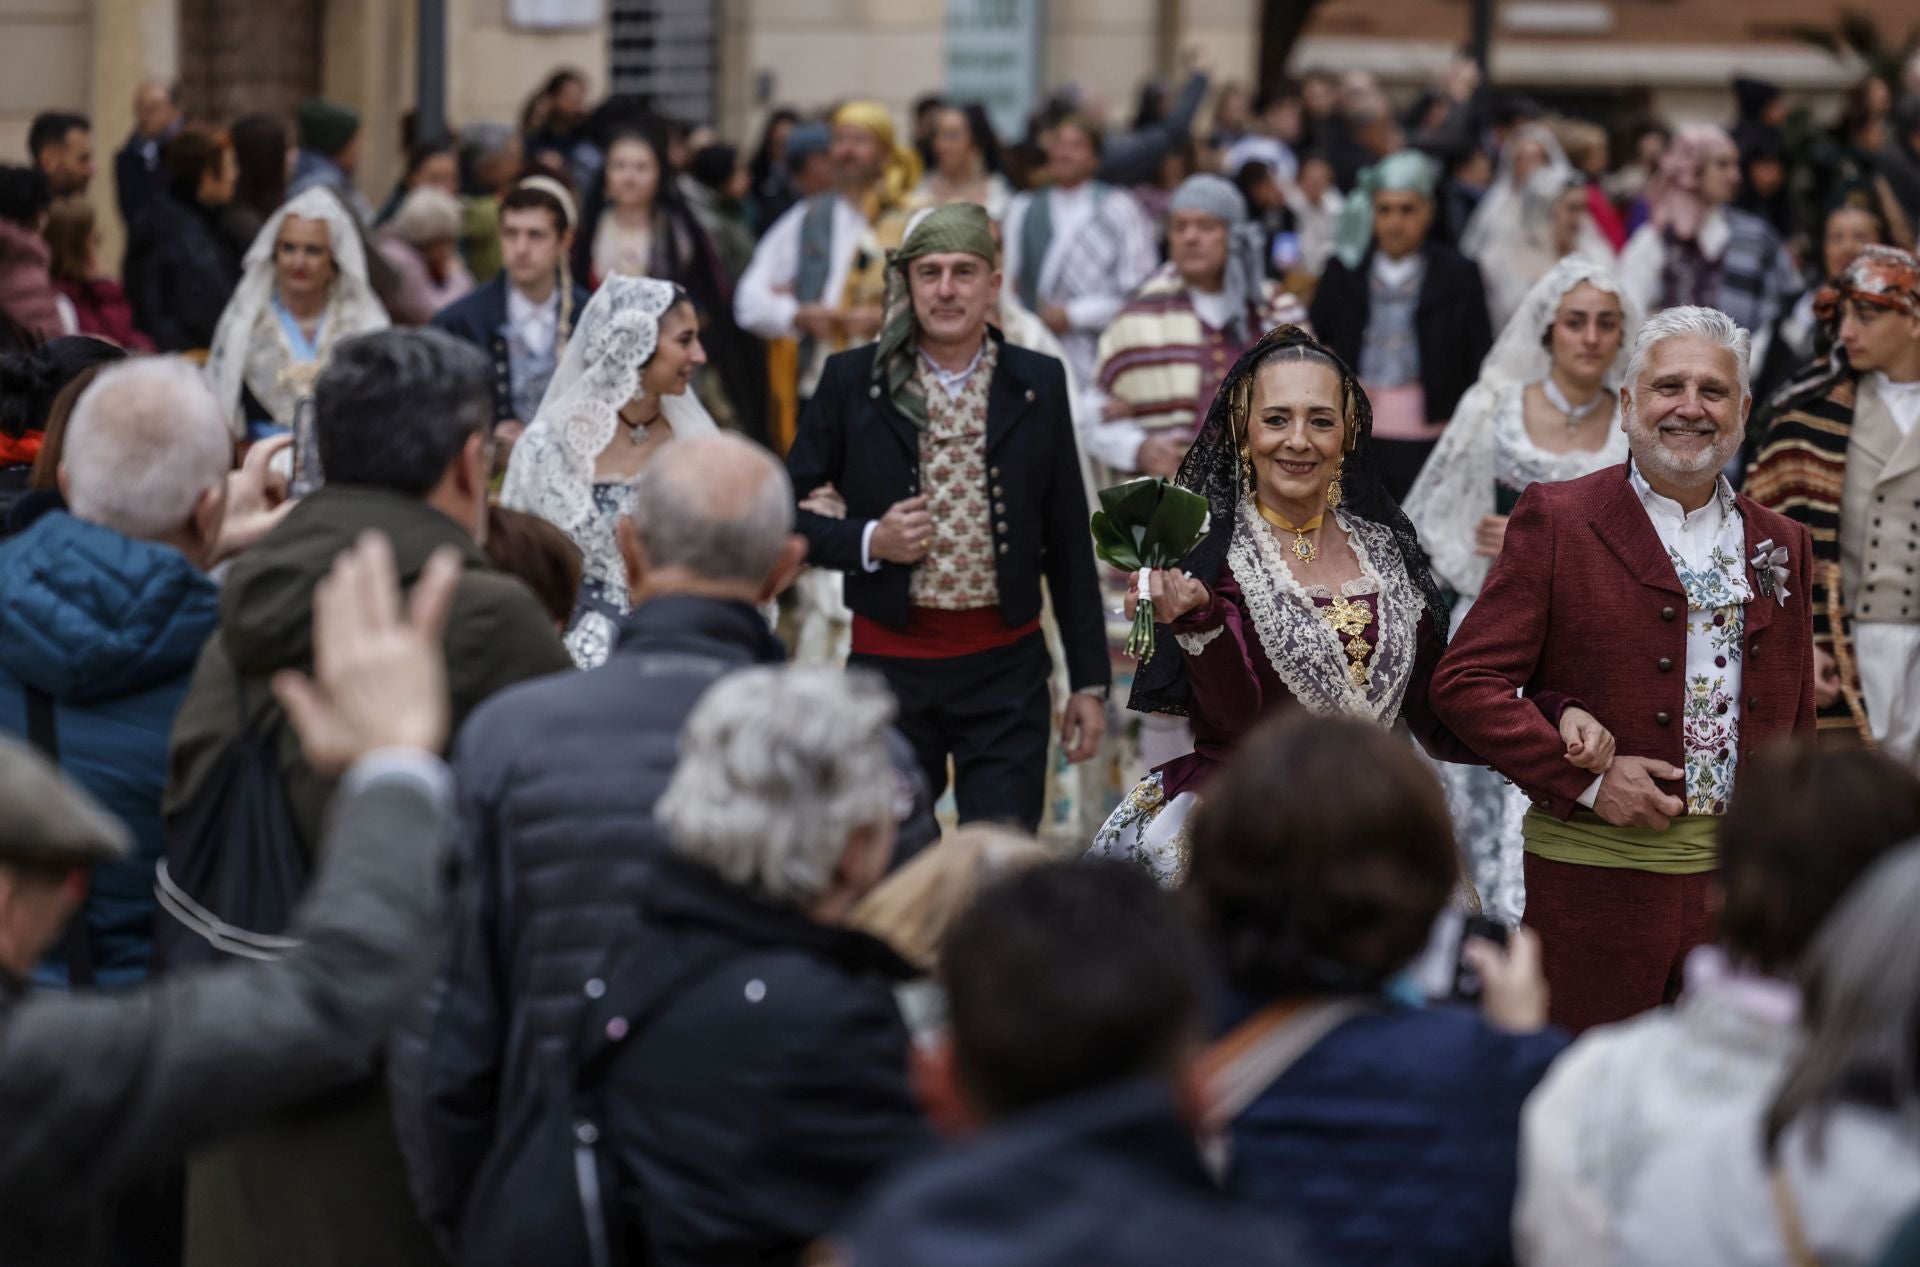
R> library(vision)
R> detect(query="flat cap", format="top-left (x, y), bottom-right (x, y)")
top-left (0, 735), bottom-right (131, 868)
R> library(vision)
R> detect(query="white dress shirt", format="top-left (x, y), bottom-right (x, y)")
top-left (1870, 371), bottom-right (1920, 437)
top-left (505, 285), bottom-right (560, 360)
top-left (733, 194), bottom-right (871, 397)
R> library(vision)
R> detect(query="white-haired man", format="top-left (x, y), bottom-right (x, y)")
top-left (0, 357), bottom-right (284, 990)
top-left (436, 664), bottom-right (932, 1264)
top-left (1433, 307), bottom-right (1816, 1033)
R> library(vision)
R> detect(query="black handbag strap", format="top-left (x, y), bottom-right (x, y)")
top-left (23, 685), bottom-right (94, 989)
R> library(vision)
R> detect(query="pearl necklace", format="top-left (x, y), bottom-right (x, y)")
top-left (1541, 376), bottom-right (1609, 430)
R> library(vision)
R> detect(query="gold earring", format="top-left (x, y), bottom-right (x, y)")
top-left (1238, 442), bottom-right (1254, 493)
top-left (1326, 461), bottom-right (1344, 509)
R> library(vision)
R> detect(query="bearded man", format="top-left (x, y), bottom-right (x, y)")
top-left (1432, 307), bottom-right (1816, 1033)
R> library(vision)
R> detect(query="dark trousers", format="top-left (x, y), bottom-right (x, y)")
top-left (852, 633), bottom-right (1052, 832)
top-left (1523, 853), bottom-right (1717, 1034)
top-left (1373, 437), bottom-right (1438, 505)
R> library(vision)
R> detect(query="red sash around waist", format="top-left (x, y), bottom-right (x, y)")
top-left (851, 606), bottom-right (1039, 660)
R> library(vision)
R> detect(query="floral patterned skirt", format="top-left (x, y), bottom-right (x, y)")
top-left (1085, 771), bottom-right (1201, 887)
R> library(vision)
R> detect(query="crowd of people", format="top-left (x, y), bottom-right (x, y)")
top-left (5, 43), bottom-right (1920, 1267)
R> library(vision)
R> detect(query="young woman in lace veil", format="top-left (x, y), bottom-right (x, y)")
top-left (203, 186), bottom-right (389, 440)
top-left (500, 274), bottom-right (717, 668)
top-left (1403, 256), bottom-right (1638, 919)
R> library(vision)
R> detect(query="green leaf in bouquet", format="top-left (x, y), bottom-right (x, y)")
top-left (1097, 477), bottom-right (1167, 556)
top-left (1136, 483), bottom-right (1213, 568)
top-left (1089, 511), bottom-right (1144, 572)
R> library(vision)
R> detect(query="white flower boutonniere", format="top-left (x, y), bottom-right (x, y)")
top-left (1751, 539), bottom-right (1791, 607)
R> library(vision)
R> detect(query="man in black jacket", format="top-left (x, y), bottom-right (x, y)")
top-left (113, 80), bottom-right (181, 234)
top-left (1308, 149), bottom-right (1493, 502)
top-left (430, 180), bottom-right (591, 456)
top-left (390, 432), bottom-right (810, 1246)
top-left (786, 202), bottom-right (1108, 831)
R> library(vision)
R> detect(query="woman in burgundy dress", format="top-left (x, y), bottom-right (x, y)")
top-left (1089, 325), bottom-right (1607, 884)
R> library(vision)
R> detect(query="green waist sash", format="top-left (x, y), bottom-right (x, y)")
top-left (1522, 808), bottom-right (1719, 875)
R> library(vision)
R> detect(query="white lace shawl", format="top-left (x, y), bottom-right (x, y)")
top-left (1226, 499), bottom-right (1423, 726)
top-left (1404, 257), bottom-right (1640, 598)
top-left (202, 186), bottom-right (390, 438)
top-left (500, 276), bottom-right (718, 556)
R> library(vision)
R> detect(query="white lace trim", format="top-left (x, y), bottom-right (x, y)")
top-left (1492, 384), bottom-right (1628, 494)
top-left (1175, 625), bottom-right (1225, 656)
top-left (1226, 499), bottom-right (1420, 725)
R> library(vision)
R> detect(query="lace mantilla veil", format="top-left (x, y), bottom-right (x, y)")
top-left (500, 275), bottom-right (719, 540)
top-left (202, 186), bottom-right (389, 438)
top-left (1128, 324), bottom-right (1452, 717)
top-left (1401, 256), bottom-right (1641, 599)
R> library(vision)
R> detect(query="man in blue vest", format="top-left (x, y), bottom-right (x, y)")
top-left (1002, 116), bottom-right (1159, 393)
top-left (736, 102), bottom-right (921, 424)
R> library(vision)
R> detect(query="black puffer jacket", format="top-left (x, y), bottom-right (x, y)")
top-left (125, 191), bottom-right (240, 353)
top-left (389, 595), bottom-right (789, 1242)
top-left (588, 851), bottom-right (931, 1266)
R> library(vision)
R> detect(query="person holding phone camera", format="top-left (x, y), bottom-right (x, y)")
top-left (1185, 714), bottom-right (1560, 1267)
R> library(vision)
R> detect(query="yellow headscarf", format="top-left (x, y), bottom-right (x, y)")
top-left (831, 100), bottom-right (924, 218)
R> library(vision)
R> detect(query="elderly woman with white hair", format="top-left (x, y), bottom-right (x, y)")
top-left (375, 188), bottom-right (474, 325)
top-left (454, 663), bottom-right (932, 1265)
top-left (1433, 306), bottom-right (1818, 1034)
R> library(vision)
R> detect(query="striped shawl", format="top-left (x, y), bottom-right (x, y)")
top-left (1094, 265), bottom-right (1309, 433)
top-left (1746, 358), bottom-right (1872, 740)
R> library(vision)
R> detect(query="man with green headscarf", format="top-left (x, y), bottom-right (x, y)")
top-left (1309, 148), bottom-right (1494, 501)
top-left (786, 201), bottom-right (1110, 832)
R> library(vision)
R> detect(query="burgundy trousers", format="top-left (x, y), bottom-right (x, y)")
top-left (1523, 853), bottom-right (1717, 1034)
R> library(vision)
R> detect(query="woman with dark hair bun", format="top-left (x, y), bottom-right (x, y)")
top-left (1188, 713), bottom-right (1564, 1267)
top-left (1088, 324), bottom-right (1610, 885)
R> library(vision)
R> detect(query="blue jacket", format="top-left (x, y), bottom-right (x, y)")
top-left (1228, 1000), bottom-right (1568, 1267)
top-left (0, 512), bottom-right (220, 988)
top-left (841, 1079), bottom-right (1299, 1267)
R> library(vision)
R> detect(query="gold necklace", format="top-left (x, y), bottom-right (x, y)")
top-left (1256, 500), bottom-right (1325, 564)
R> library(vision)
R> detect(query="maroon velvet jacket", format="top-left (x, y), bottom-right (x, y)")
top-left (1430, 464), bottom-right (1817, 821)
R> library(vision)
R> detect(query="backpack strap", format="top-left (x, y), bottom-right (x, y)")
top-left (22, 685), bottom-right (94, 989)
top-left (562, 927), bottom-right (751, 1267)
top-left (1195, 996), bottom-right (1370, 1178)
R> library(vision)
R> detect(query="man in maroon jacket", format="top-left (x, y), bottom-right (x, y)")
top-left (1432, 306), bottom-right (1816, 1032)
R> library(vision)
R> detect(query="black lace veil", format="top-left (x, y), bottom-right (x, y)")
top-left (1127, 323), bottom-right (1453, 717)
